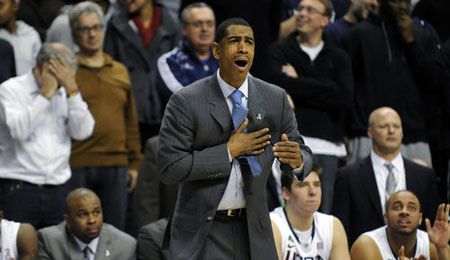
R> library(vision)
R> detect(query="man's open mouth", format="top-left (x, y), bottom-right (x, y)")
top-left (234, 60), bottom-right (247, 68)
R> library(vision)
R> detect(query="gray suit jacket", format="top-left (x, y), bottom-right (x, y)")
top-left (158, 73), bottom-right (313, 259)
top-left (37, 222), bottom-right (136, 260)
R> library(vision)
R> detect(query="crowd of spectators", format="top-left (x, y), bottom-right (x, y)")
top-left (0, 0), bottom-right (449, 259)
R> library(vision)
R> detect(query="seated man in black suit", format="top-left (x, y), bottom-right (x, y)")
top-left (333, 106), bottom-right (439, 246)
top-left (37, 188), bottom-right (136, 260)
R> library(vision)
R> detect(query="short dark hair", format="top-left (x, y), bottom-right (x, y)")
top-left (214, 17), bottom-right (252, 43)
top-left (281, 163), bottom-right (323, 191)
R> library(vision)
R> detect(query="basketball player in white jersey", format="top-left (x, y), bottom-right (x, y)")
top-left (270, 164), bottom-right (351, 260)
top-left (0, 209), bottom-right (37, 260)
top-left (351, 190), bottom-right (450, 260)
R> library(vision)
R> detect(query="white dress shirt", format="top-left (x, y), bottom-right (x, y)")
top-left (370, 151), bottom-right (406, 214)
top-left (73, 235), bottom-right (99, 260)
top-left (0, 71), bottom-right (95, 185)
top-left (216, 70), bottom-right (248, 210)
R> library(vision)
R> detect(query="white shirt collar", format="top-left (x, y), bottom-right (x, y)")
top-left (370, 151), bottom-right (403, 172)
top-left (216, 69), bottom-right (249, 100)
top-left (73, 234), bottom-right (99, 256)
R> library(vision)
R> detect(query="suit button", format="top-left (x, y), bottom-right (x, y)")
top-left (206, 216), bottom-right (213, 221)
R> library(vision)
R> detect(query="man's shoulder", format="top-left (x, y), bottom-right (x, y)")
top-left (404, 158), bottom-right (434, 176)
top-left (38, 222), bottom-right (67, 240)
top-left (0, 72), bottom-right (31, 93)
top-left (338, 157), bottom-right (370, 176)
top-left (250, 75), bottom-right (285, 94)
top-left (102, 223), bottom-right (136, 246)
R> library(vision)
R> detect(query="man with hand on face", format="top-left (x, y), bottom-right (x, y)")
top-left (158, 17), bottom-right (313, 260)
top-left (270, 164), bottom-right (351, 260)
top-left (67, 1), bottom-right (141, 232)
top-left (351, 190), bottom-right (450, 260)
top-left (37, 188), bottom-right (136, 260)
top-left (0, 43), bottom-right (95, 229)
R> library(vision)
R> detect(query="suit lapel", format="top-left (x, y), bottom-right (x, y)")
top-left (207, 74), bottom-right (232, 137)
top-left (64, 225), bottom-right (84, 260)
top-left (247, 76), bottom-right (266, 132)
top-left (361, 157), bottom-right (384, 222)
top-left (404, 159), bottom-right (418, 191)
top-left (94, 228), bottom-right (110, 260)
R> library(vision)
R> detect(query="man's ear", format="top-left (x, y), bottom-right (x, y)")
top-left (367, 127), bottom-right (373, 139)
top-left (64, 214), bottom-right (69, 224)
top-left (211, 42), bottom-right (220, 60)
top-left (282, 187), bottom-right (290, 202)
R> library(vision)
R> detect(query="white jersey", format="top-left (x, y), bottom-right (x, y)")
top-left (1, 219), bottom-right (20, 260)
top-left (364, 226), bottom-right (430, 260)
top-left (270, 207), bottom-right (333, 260)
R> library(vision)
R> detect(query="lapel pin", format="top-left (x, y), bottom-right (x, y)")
top-left (257, 113), bottom-right (262, 120)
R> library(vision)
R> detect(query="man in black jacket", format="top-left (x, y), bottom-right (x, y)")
top-left (343, 0), bottom-right (448, 168)
top-left (267, 0), bottom-right (353, 213)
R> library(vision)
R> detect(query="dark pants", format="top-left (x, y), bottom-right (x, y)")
top-left (198, 216), bottom-right (250, 259)
top-left (314, 154), bottom-right (339, 214)
top-left (69, 166), bottom-right (128, 231)
top-left (0, 178), bottom-right (68, 230)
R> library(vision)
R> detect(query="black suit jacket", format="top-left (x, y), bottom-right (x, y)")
top-left (158, 73), bottom-right (313, 259)
top-left (333, 156), bottom-right (439, 246)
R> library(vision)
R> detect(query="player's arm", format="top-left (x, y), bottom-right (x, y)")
top-left (329, 217), bottom-right (351, 260)
top-left (271, 220), bottom-right (282, 260)
top-left (17, 223), bottom-right (38, 260)
top-left (350, 235), bottom-right (383, 260)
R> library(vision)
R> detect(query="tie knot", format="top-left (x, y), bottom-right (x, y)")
top-left (229, 90), bottom-right (244, 105)
top-left (384, 163), bottom-right (394, 172)
top-left (83, 246), bottom-right (91, 256)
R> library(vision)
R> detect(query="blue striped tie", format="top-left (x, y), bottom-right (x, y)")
top-left (229, 90), bottom-right (262, 176)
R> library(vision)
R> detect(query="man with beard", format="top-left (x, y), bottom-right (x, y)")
top-left (325, 0), bottom-right (379, 47)
top-left (104, 0), bottom-right (180, 146)
top-left (351, 190), bottom-right (450, 260)
top-left (37, 188), bottom-right (136, 260)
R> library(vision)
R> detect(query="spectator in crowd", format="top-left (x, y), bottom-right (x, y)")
top-left (46, 0), bottom-right (118, 52)
top-left (0, 38), bottom-right (15, 83)
top-left (158, 17), bottom-right (313, 259)
top-left (180, 0), bottom-right (282, 81)
top-left (137, 218), bottom-right (170, 260)
top-left (67, 1), bottom-right (142, 231)
top-left (333, 107), bottom-right (439, 245)
top-left (37, 188), bottom-right (136, 260)
top-left (351, 190), bottom-right (450, 260)
top-left (156, 2), bottom-right (218, 112)
top-left (0, 43), bottom-right (95, 229)
top-left (104, 0), bottom-right (180, 145)
top-left (16, 0), bottom-right (65, 41)
top-left (343, 0), bottom-right (448, 166)
top-left (412, 0), bottom-right (450, 41)
top-left (0, 209), bottom-right (38, 260)
top-left (268, 0), bottom-right (353, 213)
top-left (325, 0), bottom-right (378, 47)
top-left (270, 164), bottom-right (351, 259)
top-left (0, 0), bottom-right (42, 75)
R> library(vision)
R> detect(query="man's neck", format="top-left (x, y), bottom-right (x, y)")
top-left (286, 206), bottom-right (313, 231)
top-left (387, 228), bottom-right (417, 258)
top-left (195, 48), bottom-right (210, 61)
top-left (2, 18), bottom-right (17, 34)
top-left (297, 31), bottom-right (323, 48)
top-left (139, 0), bottom-right (154, 27)
top-left (78, 50), bottom-right (105, 68)
top-left (343, 10), bottom-right (358, 24)
top-left (373, 149), bottom-right (401, 162)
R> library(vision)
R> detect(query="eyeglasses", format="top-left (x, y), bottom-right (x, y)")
top-left (76, 24), bottom-right (104, 34)
top-left (185, 20), bottom-right (215, 29)
top-left (297, 5), bottom-right (326, 16)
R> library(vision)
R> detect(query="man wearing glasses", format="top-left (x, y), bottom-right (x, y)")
top-left (67, 1), bottom-right (142, 231)
top-left (156, 2), bottom-right (218, 113)
top-left (267, 0), bottom-right (353, 214)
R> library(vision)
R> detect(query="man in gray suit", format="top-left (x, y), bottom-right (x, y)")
top-left (37, 188), bottom-right (136, 260)
top-left (158, 17), bottom-right (313, 259)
